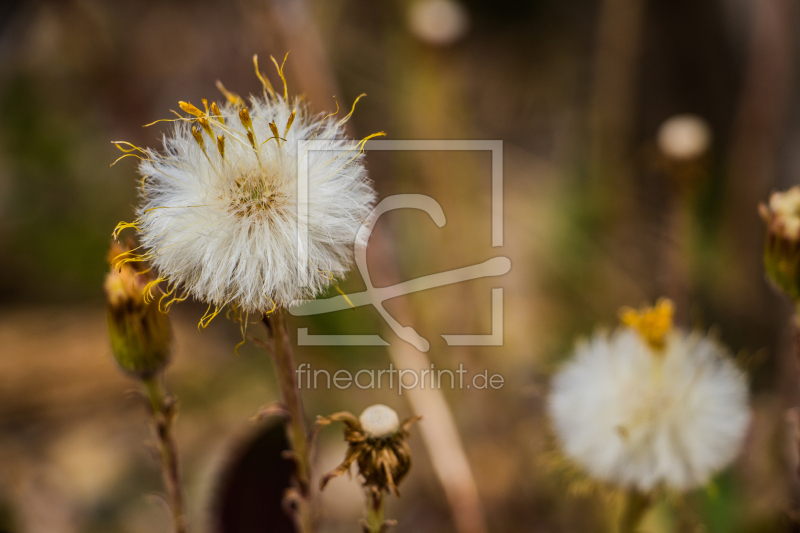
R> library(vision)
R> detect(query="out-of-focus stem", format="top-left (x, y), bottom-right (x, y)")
top-left (369, 225), bottom-right (488, 533)
top-left (590, 0), bottom-right (646, 203)
top-left (364, 489), bottom-right (386, 533)
top-left (262, 310), bottom-right (314, 533)
top-left (142, 375), bottom-right (188, 533)
top-left (791, 307), bottom-right (800, 481)
top-left (387, 341), bottom-right (487, 533)
top-left (618, 490), bottom-right (649, 533)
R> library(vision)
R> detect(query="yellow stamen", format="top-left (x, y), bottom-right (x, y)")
top-left (270, 52), bottom-right (290, 101)
top-left (239, 107), bottom-right (258, 151)
top-left (339, 93), bottom-right (366, 125)
top-left (253, 54), bottom-right (276, 100)
top-left (210, 102), bottom-right (224, 124)
top-left (217, 135), bottom-right (226, 159)
top-left (143, 277), bottom-right (167, 303)
top-left (268, 121), bottom-right (282, 146)
top-left (619, 298), bottom-right (674, 351)
top-left (179, 101), bottom-right (205, 117)
top-left (198, 304), bottom-right (222, 330)
top-left (334, 283), bottom-right (355, 309)
top-left (216, 80), bottom-right (244, 107)
top-left (285, 109), bottom-right (296, 137)
top-left (238, 106), bottom-right (253, 131)
top-left (191, 125), bottom-right (205, 150)
top-left (112, 220), bottom-right (139, 239)
top-left (111, 141), bottom-right (147, 154)
top-left (197, 116), bottom-right (213, 136)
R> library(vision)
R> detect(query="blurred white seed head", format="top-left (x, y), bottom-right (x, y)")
top-left (360, 404), bottom-right (400, 438)
top-left (114, 60), bottom-right (379, 316)
top-left (548, 300), bottom-right (750, 492)
top-left (657, 114), bottom-right (712, 161)
top-left (407, 0), bottom-right (470, 47)
top-left (762, 186), bottom-right (800, 241)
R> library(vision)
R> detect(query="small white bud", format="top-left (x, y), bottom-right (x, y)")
top-left (656, 114), bottom-right (712, 161)
top-left (407, 0), bottom-right (470, 47)
top-left (359, 404), bottom-right (400, 438)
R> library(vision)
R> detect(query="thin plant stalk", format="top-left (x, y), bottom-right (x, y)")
top-left (262, 310), bottom-right (314, 533)
top-left (618, 490), bottom-right (650, 533)
top-left (364, 489), bottom-right (386, 533)
top-left (142, 375), bottom-right (188, 533)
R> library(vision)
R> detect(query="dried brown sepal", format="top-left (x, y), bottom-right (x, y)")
top-left (318, 411), bottom-right (420, 497)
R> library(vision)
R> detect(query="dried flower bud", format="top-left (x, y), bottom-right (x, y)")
top-left (104, 243), bottom-right (172, 378)
top-left (761, 187), bottom-right (800, 300)
top-left (319, 406), bottom-right (421, 496)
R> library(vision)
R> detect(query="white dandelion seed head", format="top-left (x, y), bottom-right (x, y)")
top-left (133, 94), bottom-right (376, 314)
top-left (359, 404), bottom-right (400, 438)
top-left (548, 326), bottom-right (750, 492)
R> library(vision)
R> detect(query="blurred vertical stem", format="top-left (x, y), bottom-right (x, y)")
top-left (590, 0), bottom-right (645, 208)
top-left (364, 489), bottom-right (386, 533)
top-left (142, 375), bottom-right (188, 533)
top-left (618, 490), bottom-right (650, 533)
top-left (262, 310), bottom-right (314, 533)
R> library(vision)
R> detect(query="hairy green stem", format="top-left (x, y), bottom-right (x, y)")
top-left (142, 375), bottom-right (188, 533)
top-left (263, 310), bottom-right (314, 533)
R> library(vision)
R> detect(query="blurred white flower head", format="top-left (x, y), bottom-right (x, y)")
top-left (761, 186), bottom-right (800, 241)
top-left (113, 57), bottom-right (379, 319)
top-left (407, 0), bottom-right (470, 47)
top-left (656, 114), bottom-right (712, 161)
top-left (548, 299), bottom-right (750, 492)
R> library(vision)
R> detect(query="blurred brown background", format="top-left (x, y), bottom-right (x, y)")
top-left (0, 0), bottom-right (799, 531)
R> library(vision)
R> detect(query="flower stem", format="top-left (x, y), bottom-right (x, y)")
top-left (792, 307), bottom-right (800, 480)
top-left (142, 375), bottom-right (188, 533)
top-left (364, 489), bottom-right (386, 533)
top-left (262, 310), bottom-right (314, 533)
top-left (618, 490), bottom-right (649, 533)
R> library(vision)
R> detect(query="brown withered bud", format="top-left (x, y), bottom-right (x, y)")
top-left (104, 242), bottom-right (172, 379)
top-left (319, 405), bottom-right (421, 497)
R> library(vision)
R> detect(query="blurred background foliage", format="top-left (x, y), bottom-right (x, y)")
top-left (0, 0), bottom-right (799, 532)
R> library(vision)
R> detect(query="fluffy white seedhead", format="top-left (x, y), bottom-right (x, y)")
top-left (131, 92), bottom-right (376, 314)
top-left (360, 404), bottom-right (400, 438)
top-left (549, 328), bottom-right (750, 492)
